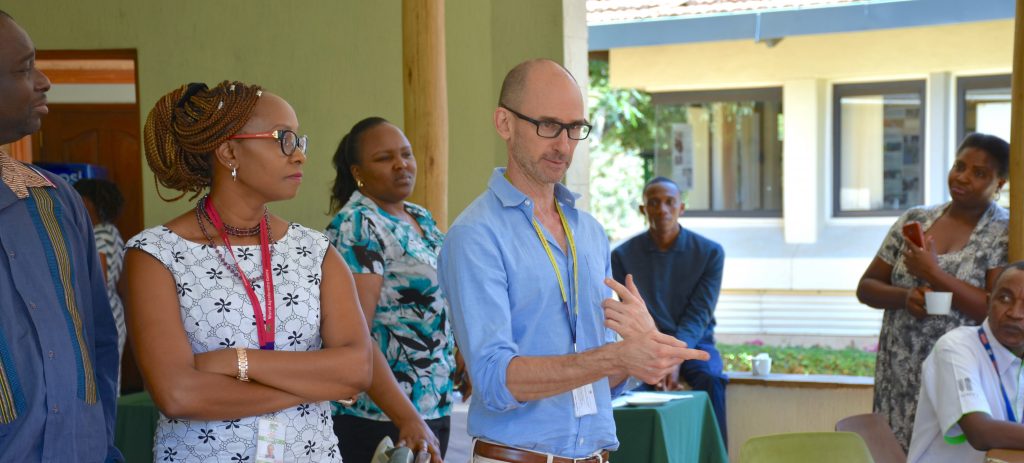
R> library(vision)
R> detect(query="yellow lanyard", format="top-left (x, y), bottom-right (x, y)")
top-left (529, 201), bottom-right (580, 345)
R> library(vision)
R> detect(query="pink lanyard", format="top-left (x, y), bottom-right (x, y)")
top-left (205, 198), bottom-right (276, 350)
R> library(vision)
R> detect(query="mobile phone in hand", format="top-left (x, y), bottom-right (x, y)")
top-left (902, 221), bottom-right (925, 248)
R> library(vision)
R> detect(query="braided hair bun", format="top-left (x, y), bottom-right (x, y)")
top-left (143, 81), bottom-right (262, 200)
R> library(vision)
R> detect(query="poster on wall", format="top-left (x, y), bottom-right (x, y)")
top-left (671, 123), bottom-right (693, 191)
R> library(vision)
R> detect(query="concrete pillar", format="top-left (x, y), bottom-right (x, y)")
top-left (562, 0), bottom-right (591, 210)
top-left (926, 72), bottom-right (952, 204)
top-left (782, 79), bottom-right (825, 243)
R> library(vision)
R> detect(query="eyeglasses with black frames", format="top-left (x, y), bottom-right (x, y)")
top-left (228, 129), bottom-right (309, 157)
top-left (499, 104), bottom-right (592, 140)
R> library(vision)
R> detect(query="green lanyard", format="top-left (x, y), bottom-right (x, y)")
top-left (528, 201), bottom-right (580, 350)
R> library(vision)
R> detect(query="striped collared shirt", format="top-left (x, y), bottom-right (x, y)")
top-left (0, 149), bottom-right (54, 199)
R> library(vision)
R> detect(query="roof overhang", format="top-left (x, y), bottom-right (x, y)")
top-left (589, 0), bottom-right (1014, 50)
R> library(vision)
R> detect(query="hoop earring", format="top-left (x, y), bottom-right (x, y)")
top-left (356, 178), bottom-right (364, 188)
top-left (995, 190), bottom-right (1002, 202)
top-left (231, 166), bottom-right (238, 182)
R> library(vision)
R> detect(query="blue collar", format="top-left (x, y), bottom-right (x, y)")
top-left (487, 167), bottom-right (580, 210)
top-left (643, 224), bottom-right (687, 252)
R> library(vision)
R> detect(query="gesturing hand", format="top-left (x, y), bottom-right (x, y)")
top-left (602, 275), bottom-right (657, 339)
top-left (619, 333), bottom-right (709, 385)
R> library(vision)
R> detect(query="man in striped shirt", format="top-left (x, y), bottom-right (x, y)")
top-left (0, 10), bottom-right (122, 461)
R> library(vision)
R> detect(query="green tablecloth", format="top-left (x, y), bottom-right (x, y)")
top-left (117, 390), bottom-right (729, 463)
top-left (115, 392), bottom-right (159, 463)
top-left (613, 391), bottom-right (729, 463)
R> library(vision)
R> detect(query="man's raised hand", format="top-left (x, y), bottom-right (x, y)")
top-left (603, 275), bottom-right (657, 339)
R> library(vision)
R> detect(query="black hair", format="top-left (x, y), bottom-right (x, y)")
top-left (995, 261), bottom-right (1024, 288)
top-left (642, 176), bottom-right (680, 196)
top-left (329, 116), bottom-right (390, 213)
top-left (73, 178), bottom-right (124, 223)
top-left (957, 132), bottom-right (1010, 179)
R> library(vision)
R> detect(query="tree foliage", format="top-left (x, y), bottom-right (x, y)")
top-left (587, 59), bottom-right (654, 241)
top-left (587, 60), bottom-right (653, 153)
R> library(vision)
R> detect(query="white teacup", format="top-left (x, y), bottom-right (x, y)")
top-left (751, 353), bottom-right (772, 376)
top-left (925, 291), bottom-right (953, 315)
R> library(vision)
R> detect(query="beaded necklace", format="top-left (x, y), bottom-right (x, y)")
top-left (195, 197), bottom-right (273, 284)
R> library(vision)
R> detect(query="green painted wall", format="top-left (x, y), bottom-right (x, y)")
top-left (446, 0), bottom-right (565, 221)
top-left (8, 1), bottom-right (564, 229)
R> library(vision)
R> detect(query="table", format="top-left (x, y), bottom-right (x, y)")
top-left (613, 391), bottom-right (728, 463)
top-left (118, 391), bottom-right (729, 463)
top-left (115, 392), bottom-right (160, 463)
top-left (989, 449), bottom-right (1024, 463)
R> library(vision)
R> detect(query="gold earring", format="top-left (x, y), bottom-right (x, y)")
top-left (356, 178), bottom-right (364, 188)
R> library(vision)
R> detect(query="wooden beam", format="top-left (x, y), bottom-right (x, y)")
top-left (1010, 0), bottom-right (1024, 261)
top-left (37, 59), bottom-right (135, 84)
top-left (402, 0), bottom-right (449, 229)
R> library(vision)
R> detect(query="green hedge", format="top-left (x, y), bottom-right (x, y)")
top-left (719, 343), bottom-right (876, 377)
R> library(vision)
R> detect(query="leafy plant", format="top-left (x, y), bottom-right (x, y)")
top-left (588, 59), bottom-right (655, 241)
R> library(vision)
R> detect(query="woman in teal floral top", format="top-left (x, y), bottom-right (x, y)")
top-left (326, 117), bottom-right (468, 463)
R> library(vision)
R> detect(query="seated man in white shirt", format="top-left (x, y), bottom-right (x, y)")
top-left (908, 260), bottom-right (1024, 463)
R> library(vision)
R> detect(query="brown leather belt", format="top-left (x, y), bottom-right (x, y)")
top-left (473, 440), bottom-right (610, 463)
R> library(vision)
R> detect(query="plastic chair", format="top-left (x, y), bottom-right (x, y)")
top-left (740, 432), bottom-right (875, 463)
top-left (835, 413), bottom-right (906, 463)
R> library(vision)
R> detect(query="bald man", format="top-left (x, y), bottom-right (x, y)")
top-left (0, 10), bottom-right (122, 462)
top-left (439, 59), bottom-right (707, 462)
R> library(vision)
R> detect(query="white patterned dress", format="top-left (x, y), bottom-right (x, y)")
top-left (872, 201), bottom-right (1008, 451)
top-left (94, 222), bottom-right (126, 380)
top-left (127, 223), bottom-right (342, 463)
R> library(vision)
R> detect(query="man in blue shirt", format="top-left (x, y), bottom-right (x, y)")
top-left (0, 10), bottom-right (122, 461)
top-left (439, 59), bottom-right (708, 462)
top-left (611, 176), bottom-right (728, 445)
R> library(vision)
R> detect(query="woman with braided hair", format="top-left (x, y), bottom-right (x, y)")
top-left (122, 80), bottom-right (372, 462)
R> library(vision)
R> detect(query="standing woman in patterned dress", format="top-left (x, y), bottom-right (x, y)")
top-left (857, 133), bottom-right (1010, 451)
top-left (74, 179), bottom-right (127, 393)
top-left (326, 117), bottom-right (470, 463)
top-left (122, 81), bottom-right (372, 462)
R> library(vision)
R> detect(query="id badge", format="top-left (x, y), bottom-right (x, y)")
top-left (572, 383), bottom-right (598, 417)
top-left (256, 417), bottom-right (285, 463)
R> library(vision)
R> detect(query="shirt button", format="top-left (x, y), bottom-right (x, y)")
top-left (7, 251), bottom-right (13, 258)
top-left (29, 302), bottom-right (37, 309)
top-left (525, 200), bottom-right (531, 206)
top-left (48, 351), bottom-right (55, 359)
top-left (579, 437), bottom-right (585, 445)
top-left (51, 404), bottom-right (59, 414)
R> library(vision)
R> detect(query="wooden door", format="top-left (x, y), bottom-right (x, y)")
top-left (32, 104), bottom-right (143, 240)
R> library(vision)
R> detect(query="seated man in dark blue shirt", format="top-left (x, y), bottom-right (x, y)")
top-left (611, 176), bottom-right (728, 444)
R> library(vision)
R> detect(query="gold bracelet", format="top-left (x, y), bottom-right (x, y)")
top-left (336, 397), bottom-right (356, 406)
top-left (236, 348), bottom-right (250, 382)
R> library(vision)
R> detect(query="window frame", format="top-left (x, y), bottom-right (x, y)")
top-left (956, 74), bottom-right (1011, 143)
top-left (651, 86), bottom-right (783, 218)
top-left (831, 79), bottom-right (927, 218)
